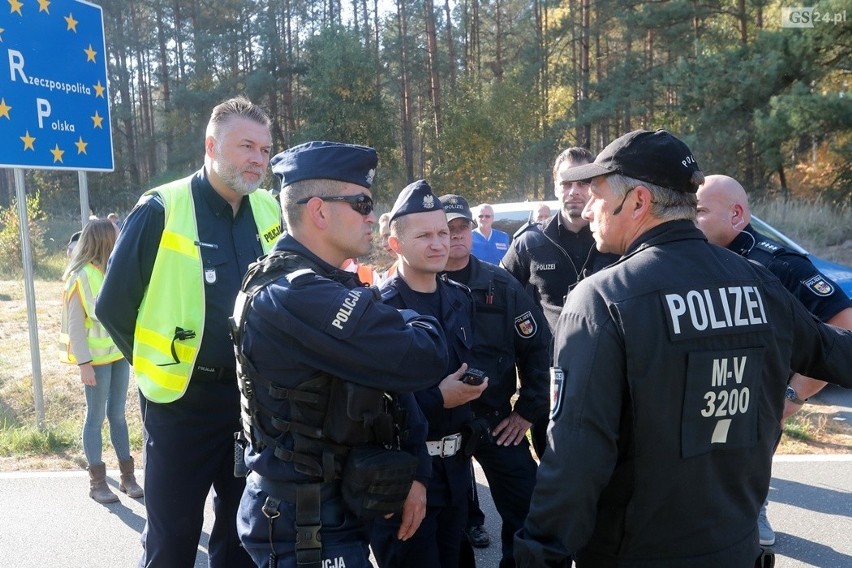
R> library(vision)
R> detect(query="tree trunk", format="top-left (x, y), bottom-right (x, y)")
top-left (397, 0), bottom-right (414, 181)
top-left (578, 0), bottom-right (590, 146)
top-left (424, 0), bottom-right (442, 140)
top-left (154, 2), bottom-right (172, 169)
top-left (444, 0), bottom-right (456, 88)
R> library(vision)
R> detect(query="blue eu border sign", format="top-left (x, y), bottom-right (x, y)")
top-left (0, 0), bottom-right (113, 171)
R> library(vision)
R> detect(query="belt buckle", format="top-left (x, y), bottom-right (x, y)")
top-left (441, 433), bottom-right (461, 457)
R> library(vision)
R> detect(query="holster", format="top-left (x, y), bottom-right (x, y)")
top-left (341, 445), bottom-right (418, 519)
top-left (755, 549), bottom-right (775, 568)
top-left (461, 417), bottom-right (492, 458)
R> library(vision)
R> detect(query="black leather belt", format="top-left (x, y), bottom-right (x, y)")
top-left (192, 365), bottom-right (237, 382)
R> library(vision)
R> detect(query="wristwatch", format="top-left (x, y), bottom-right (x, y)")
top-left (785, 385), bottom-right (808, 405)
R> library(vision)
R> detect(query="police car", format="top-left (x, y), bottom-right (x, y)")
top-left (490, 200), bottom-right (852, 299)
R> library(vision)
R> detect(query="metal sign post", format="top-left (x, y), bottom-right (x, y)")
top-left (0, 0), bottom-right (113, 428)
top-left (14, 168), bottom-right (44, 426)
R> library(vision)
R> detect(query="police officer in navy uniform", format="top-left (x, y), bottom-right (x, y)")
top-left (514, 129), bottom-right (852, 567)
top-left (439, 193), bottom-right (550, 568)
top-left (231, 142), bottom-right (451, 568)
top-left (696, 174), bottom-right (852, 547)
top-left (96, 97), bottom-right (280, 568)
top-left (370, 180), bottom-right (488, 568)
top-left (501, 147), bottom-right (618, 458)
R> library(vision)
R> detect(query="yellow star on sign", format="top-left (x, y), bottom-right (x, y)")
top-left (38, 0), bottom-right (49, 13)
top-left (93, 81), bottom-right (105, 98)
top-left (65, 13), bottom-right (77, 32)
top-left (8, 0), bottom-right (23, 16)
top-left (20, 130), bottom-right (35, 151)
top-left (0, 98), bottom-right (11, 119)
top-left (75, 137), bottom-right (88, 155)
top-left (50, 144), bottom-right (64, 163)
top-left (91, 111), bottom-right (103, 129)
top-left (84, 44), bottom-right (97, 62)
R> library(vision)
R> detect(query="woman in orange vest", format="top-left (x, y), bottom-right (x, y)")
top-left (60, 219), bottom-right (143, 503)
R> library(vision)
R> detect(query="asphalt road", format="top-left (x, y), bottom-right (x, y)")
top-left (0, 386), bottom-right (849, 567)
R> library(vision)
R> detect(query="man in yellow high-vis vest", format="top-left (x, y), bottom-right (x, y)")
top-left (96, 96), bottom-right (281, 568)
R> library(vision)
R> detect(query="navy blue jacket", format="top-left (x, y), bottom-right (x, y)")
top-left (728, 224), bottom-right (851, 322)
top-left (238, 234), bottom-right (448, 482)
top-left (380, 273), bottom-right (475, 506)
top-left (445, 256), bottom-right (551, 425)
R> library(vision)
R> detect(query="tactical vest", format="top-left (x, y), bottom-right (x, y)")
top-left (231, 251), bottom-right (402, 481)
top-left (133, 177), bottom-right (281, 403)
top-left (60, 263), bottom-right (123, 365)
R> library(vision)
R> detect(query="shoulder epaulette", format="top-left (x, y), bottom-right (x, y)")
top-left (441, 274), bottom-right (472, 295)
top-left (754, 239), bottom-right (785, 256)
top-left (513, 221), bottom-right (541, 239)
top-left (380, 284), bottom-right (400, 302)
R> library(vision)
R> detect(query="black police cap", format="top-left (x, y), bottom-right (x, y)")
top-left (438, 194), bottom-right (475, 225)
top-left (560, 129), bottom-right (703, 193)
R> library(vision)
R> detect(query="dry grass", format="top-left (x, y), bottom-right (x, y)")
top-left (778, 407), bottom-right (852, 454)
top-left (0, 279), bottom-right (142, 472)
top-left (753, 199), bottom-right (852, 265)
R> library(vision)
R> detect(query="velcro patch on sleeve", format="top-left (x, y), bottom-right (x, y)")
top-left (324, 287), bottom-right (371, 339)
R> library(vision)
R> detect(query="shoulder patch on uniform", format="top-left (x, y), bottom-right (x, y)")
top-left (514, 310), bottom-right (538, 338)
top-left (803, 274), bottom-right (834, 297)
top-left (325, 287), bottom-right (371, 339)
top-left (549, 367), bottom-right (565, 420)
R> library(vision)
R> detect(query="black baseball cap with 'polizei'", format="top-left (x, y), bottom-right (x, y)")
top-left (560, 129), bottom-right (704, 193)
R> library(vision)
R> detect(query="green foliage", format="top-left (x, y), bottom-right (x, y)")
top-left (0, 192), bottom-right (47, 278)
top-left (295, 26), bottom-right (399, 201)
top-left (0, 420), bottom-right (79, 456)
top-left (4, 0), bottom-right (847, 215)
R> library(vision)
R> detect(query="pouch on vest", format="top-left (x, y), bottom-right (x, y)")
top-left (341, 445), bottom-right (418, 519)
top-left (324, 379), bottom-right (388, 446)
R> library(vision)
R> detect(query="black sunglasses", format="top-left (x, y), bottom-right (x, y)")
top-left (296, 194), bottom-right (374, 215)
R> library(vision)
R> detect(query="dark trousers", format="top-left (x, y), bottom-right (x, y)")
top-left (138, 379), bottom-right (253, 568)
top-left (470, 438), bottom-right (538, 568)
top-left (371, 499), bottom-right (468, 568)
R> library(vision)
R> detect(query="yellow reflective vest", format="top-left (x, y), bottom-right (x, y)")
top-left (133, 177), bottom-right (281, 403)
top-left (60, 263), bottom-right (123, 365)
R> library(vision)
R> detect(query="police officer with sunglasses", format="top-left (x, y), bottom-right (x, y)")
top-left (231, 141), bottom-right (450, 568)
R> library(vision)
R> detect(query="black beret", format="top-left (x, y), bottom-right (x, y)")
top-left (389, 179), bottom-right (443, 221)
top-left (270, 141), bottom-right (378, 189)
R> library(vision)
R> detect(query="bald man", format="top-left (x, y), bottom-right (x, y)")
top-left (697, 174), bottom-right (852, 547)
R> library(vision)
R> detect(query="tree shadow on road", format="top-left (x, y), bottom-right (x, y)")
top-left (772, 531), bottom-right (852, 568)
top-left (769, 478), bottom-right (852, 518)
